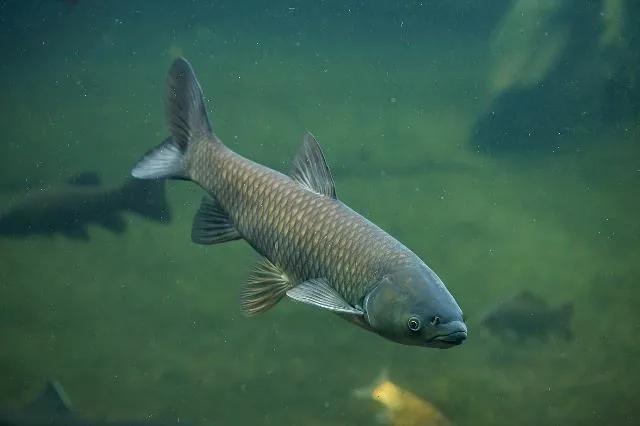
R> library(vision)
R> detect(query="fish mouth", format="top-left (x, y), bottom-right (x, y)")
top-left (427, 330), bottom-right (468, 348)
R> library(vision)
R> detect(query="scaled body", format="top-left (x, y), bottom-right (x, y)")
top-left (190, 140), bottom-right (412, 305)
top-left (132, 58), bottom-right (466, 348)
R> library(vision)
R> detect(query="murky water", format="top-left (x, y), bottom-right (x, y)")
top-left (1, 1), bottom-right (638, 425)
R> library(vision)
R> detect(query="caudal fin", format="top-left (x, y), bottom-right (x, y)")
top-left (131, 57), bottom-right (214, 180)
top-left (352, 369), bottom-right (390, 400)
top-left (131, 136), bottom-right (188, 180)
top-left (120, 178), bottom-right (172, 223)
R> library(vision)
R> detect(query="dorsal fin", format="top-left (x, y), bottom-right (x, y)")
top-left (290, 132), bottom-right (337, 199)
top-left (25, 381), bottom-right (72, 414)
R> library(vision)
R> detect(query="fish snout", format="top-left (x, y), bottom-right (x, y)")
top-left (428, 320), bottom-right (468, 348)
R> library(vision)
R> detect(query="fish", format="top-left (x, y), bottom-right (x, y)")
top-left (0, 171), bottom-right (171, 241)
top-left (130, 58), bottom-right (466, 348)
top-left (480, 290), bottom-right (573, 341)
top-left (0, 380), bottom-right (194, 426)
top-left (355, 374), bottom-right (451, 426)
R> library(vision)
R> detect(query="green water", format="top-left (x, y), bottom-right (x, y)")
top-left (1, 1), bottom-right (638, 425)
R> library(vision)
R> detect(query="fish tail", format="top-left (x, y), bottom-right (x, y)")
top-left (131, 57), bottom-right (218, 180)
top-left (352, 368), bottom-right (389, 399)
top-left (556, 302), bottom-right (574, 340)
top-left (120, 178), bottom-right (172, 223)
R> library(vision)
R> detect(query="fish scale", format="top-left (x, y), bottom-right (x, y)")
top-left (188, 139), bottom-right (413, 305)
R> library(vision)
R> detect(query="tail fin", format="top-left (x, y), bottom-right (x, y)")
top-left (120, 178), bottom-right (172, 223)
top-left (352, 369), bottom-right (389, 400)
top-left (556, 302), bottom-right (574, 341)
top-left (131, 57), bottom-right (214, 180)
top-left (131, 136), bottom-right (189, 180)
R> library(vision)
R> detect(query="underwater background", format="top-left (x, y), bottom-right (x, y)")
top-left (0, 1), bottom-right (638, 425)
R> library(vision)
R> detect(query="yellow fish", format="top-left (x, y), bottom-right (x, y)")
top-left (356, 375), bottom-right (452, 426)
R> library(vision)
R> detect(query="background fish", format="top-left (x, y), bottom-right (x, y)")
top-left (131, 58), bottom-right (467, 348)
top-left (354, 374), bottom-right (452, 426)
top-left (0, 380), bottom-right (195, 426)
top-left (0, 171), bottom-right (171, 241)
top-left (480, 290), bottom-right (573, 341)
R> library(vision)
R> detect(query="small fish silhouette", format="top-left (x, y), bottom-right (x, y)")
top-left (481, 290), bottom-right (573, 341)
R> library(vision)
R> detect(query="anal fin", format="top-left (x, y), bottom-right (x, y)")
top-left (241, 257), bottom-right (293, 316)
top-left (191, 195), bottom-right (241, 244)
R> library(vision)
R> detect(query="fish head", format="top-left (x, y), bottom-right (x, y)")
top-left (363, 263), bottom-right (467, 348)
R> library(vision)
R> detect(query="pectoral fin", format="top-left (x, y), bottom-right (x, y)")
top-left (241, 257), bottom-right (293, 316)
top-left (286, 279), bottom-right (363, 315)
top-left (191, 195), bottom-right (241, 244)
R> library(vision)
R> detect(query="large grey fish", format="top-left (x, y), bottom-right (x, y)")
top-left (131, 58), bottom-right (467, 348)
top-left (0, 172), bottom-right (171, 241)
top-left (0, 380), bottom-right (195, 426)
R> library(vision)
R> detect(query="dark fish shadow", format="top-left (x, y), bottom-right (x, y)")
top-left (469, 2), bottom-right (640, 157)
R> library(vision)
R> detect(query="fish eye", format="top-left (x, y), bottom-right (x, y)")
top-left (430, 316), bottom-right (441, 326)
top-left (407, 316), bottom-right (422, 332)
